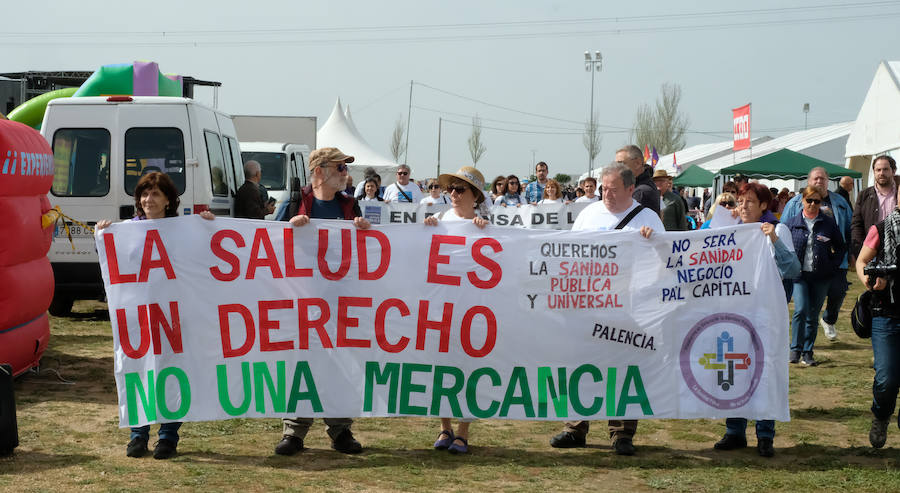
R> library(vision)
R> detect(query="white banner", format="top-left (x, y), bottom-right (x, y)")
top-left (361, 202), bottom-right (589, 229)
top-left (97, 218), bottom-right (788, 427)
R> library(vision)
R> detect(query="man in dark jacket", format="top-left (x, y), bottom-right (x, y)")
top-left (615, 145), bottom-right (660, 214)
top-left (235, 160), bottom-right (268, 219)
top-left (852, 156), bottom-right (898, 257)
top-left (274, 147), bottom-right (369, 457)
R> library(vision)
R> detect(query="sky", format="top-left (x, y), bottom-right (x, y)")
top-left (4, 0), bottom-right (900, 183)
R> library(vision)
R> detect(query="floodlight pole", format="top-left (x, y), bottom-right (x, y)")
top-left (584, 51), bottom-right (602, 177)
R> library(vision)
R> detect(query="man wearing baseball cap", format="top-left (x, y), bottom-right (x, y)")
top-left (275, 147), bottom-right (369, 456)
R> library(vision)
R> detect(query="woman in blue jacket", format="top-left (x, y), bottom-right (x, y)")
top-left (785, 185), bottom-right (846, 366)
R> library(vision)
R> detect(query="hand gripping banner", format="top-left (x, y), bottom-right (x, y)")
top-left (97, 218), bottom-right (789, 427)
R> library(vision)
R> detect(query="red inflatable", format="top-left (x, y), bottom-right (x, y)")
top-left (0, 119), bottom-right (55, 376)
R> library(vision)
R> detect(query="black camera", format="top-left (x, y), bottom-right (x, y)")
top-left (864, 261), bottom-right (897, 288)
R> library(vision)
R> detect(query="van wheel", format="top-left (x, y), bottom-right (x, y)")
top-left (48, 295), bottom-right (74, 317)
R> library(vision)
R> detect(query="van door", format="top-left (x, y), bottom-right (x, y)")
top-left (116, 102), bottom-right (192, 217)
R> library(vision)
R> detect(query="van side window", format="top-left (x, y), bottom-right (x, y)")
top-left (124, 128), bottom-right (186, 195)
top-left (204, 131), bottom-right (228, 197)
top-left (224, 136), bottom-right (240, 195)
top-left (50, 129), bottom-right (111, 197)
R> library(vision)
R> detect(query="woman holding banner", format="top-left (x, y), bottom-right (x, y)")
top-left (538, 179), bottom-right (568, 205)
top-left (97, 171), bottom-right (214, 460)
top-left (713, 183), bottom-right (800, 458)
top-left (699, 192), bottom-right (737, 229)
top-left (423, 166), bottom-right (489, 454)
top-left (785, 185), bottom-right (846, 367)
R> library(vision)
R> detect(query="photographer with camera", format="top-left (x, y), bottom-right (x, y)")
top-left (855, 177), bottom-right (900, 449)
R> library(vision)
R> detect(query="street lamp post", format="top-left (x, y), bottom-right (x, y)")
top-left (585, 51), bottom-right (602, 177)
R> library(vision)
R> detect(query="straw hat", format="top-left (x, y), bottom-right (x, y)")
top-left (438, 166), bottom-right (486, 204)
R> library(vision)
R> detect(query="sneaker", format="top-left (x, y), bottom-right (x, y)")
top-left (757, 438), bottom-right (774, 457)
top-left (800, 353), bottom-right (819, 367)
top-left (434, 430), bottom-right (455, 450)
top-left (331, 429), bottom-right (362, 454)
top-left (870, 417), bottom-right (889, 448)
top-left (613, 437), bottom-right (635, 456)
top-left (274, 435), bottom-right (304, 456)
top-left (448, 436), bottom-right (469, 454)
top-left (789, 351), bottom-right (800, 364)
top-left (713, 433), bottom-right (747, 451)
top-left (126, 437), bottom-right (148, 458)
top-left (549, 431), bottom-right (586, 448)
top-left (152, 439), bottom-right (177, 460)
top-left (820, 317), bottom-right (837, 341)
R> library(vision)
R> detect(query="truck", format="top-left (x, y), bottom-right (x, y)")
top-left (42, 96), bottom-right (245, 315)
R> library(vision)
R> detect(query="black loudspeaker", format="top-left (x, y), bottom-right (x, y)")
top-left (0, 364), bottom-right (18, 456)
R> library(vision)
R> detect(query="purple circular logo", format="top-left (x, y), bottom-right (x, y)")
top-left (679, 312), bottom-right (764, 410)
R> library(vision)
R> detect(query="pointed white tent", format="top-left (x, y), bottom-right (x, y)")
top-left (845, 60), bottom-right (900, 185)
top-left (317, 98), bottom-right (399, 182)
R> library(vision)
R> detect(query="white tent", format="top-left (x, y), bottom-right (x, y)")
top-left (317, 98), bottom-right (399, 182)
top-left (845, 60), bottom-right (900, 185)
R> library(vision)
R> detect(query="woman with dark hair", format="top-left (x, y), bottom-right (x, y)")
top-left (357, 177), bottom-right (383, 202)
top-left (495, 174), bottom-right (526, 207)
top-left (712, 182), bottom-right (800, 458)
top-left (423, 166), bottom-right (488, 454)
top-left (96, 172), bottom-right (214, 460)
top-left (784, 185), bottom-right (846, 366)
top-left (489, 175), bottom-right (506, 202)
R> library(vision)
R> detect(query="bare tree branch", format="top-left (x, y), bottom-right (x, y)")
top-left (632, 83), bottom-right (690, 155)
top-left (468, 115), bottom-right (486, 166)
top-left (390, 115), bottom-right (407, 163)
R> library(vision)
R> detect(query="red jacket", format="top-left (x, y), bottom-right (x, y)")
top-left (292, 185), bottom-right (361, 220)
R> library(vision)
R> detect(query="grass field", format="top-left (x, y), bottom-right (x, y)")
top-left (3, 274), bottom-right (900, 492)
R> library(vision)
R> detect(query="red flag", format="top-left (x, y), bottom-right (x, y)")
top-left (644, 144), bottom-right (650, 163)
top-left (732, 104), bottom-right (751, 151)
top-left (674, 153), bottom-right (681, 173)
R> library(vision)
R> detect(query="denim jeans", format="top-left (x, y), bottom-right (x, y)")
top-left (871, 316), bottom-right (900, 420)
top-left (725, 418), bottom-right (775, 439)
top-left (791, 277), bottom-right (831, 354)
top-left (822, 269), bottom-right (849, 325)
top-left (131, 422), bottom-right (182, 444)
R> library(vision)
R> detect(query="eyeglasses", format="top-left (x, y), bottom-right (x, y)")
top-left (397, 171), bottom-right (409, 176)
top-left (428, 184), bottom-right (440, 190)
top-left (447, 185), bottom-right (468, 194)
top-left (719, 201), bottom-right (736, 208)
top-left (805, 198), bottom-right (822, 205)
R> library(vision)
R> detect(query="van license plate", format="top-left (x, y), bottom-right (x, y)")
top-left (55, 222), bottom-right (94, 238)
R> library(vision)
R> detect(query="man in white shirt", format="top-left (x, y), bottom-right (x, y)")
top-left (551, 162), bottom-right (662, 456)
top-left (574, 176), bottom-right (600, 203)
top-left (382, 164), bottom-right (424, 203)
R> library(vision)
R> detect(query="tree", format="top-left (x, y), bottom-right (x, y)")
top-left (553, 173), bottom-right (572, 185)
top-left (631, 82), bottom-right (689, 155)
top-left (467, 115), bottom-right (486, 166)
top-left (582, 113), bottom-right (602, 170)
top-left (390, 115), bottom-right (407, 163)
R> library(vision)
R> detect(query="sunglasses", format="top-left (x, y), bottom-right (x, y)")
top-left (397, 171), bottom-right (409, 176)
top-left (719, 201), bottom-right (736, 208)
top-left (428, 184), bottom-right (440, 189)
top-left (507, 182), bottom-right (519, 186)
top-left (447, 185), bottom-right (469, 195)
top-left (321, 162), bottom-right (348, 172)
top-left (805, 198), bottom-right (822, 205)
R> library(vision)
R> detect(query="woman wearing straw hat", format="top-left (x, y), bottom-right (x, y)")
top-left (423, 166), bottom-right (489, 453)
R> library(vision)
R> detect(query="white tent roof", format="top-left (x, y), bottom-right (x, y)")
top-left (317, 98), bottom-right (399, 180)
top-left (699, 122), bottom-right (853, 173)
top-left (846, 60), bottom-right (900, 157)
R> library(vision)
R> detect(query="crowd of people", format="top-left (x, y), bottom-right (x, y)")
top-left (104, 145), bottom-right (900, 461)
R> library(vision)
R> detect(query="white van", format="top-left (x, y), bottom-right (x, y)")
top-left (42, 96), bottom-right (245, 315)
top-left (239, 142), bottom-right (309, 219)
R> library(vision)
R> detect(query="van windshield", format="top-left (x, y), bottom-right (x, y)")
top-left (241, 152), bottom-right (286, 191)
top-left (124, 128), bottom-right (186, 195)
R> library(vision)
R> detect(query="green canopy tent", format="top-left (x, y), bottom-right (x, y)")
top-left (717, 148), bottom-right (861, 180)
top-left (673, 165), bottom-right (715, 187)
